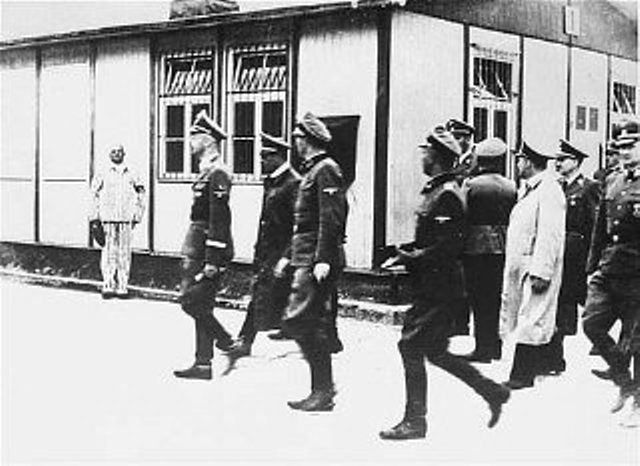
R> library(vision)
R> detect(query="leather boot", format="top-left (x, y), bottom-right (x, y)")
top-left (611, 383), bottom-right (636, 413)
top-left (591, 368), bottom-right (613, 381)
top-left (486, 384), bottom-right (511, 428)
top-left (173, 363), bottom-right (212, 380)
top-left (379, 417), bottom-right (427, 440)
top-left (287, 387), bottom-right (336, 412)
top-left (460, 349), bottom-right (494, 364)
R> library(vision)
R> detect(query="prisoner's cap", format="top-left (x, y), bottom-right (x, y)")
top-left (445, 118), bottom-right (475, 137)
top-left (292, 112), bottom-right (332, 144)
top-left (556, 139), bottom-right (589, 160)
top-left (515, 141), bottom-right (556, 161)
top-left (190, 110), bottom-right (227, 140)
top-left (419, 125), bottom-right (462, 159)
top-left (475, 137), bottom-right (507, 159)
top-left (260, 132), bottom-right (290, 156)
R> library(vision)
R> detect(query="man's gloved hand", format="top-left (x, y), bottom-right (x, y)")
top-left (530, 275), bottom-right (550, 294)
top-left (273, 257), bottom-right (290, 278)
top-left (313, 262), bottom-right (331, 282)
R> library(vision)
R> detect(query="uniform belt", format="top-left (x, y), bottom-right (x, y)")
top-left (606, 233), bottom-right (640, 246)
top-left (295, 224), bottom-right (318, 234)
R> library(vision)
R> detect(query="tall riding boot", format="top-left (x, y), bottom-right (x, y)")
top-left (380, 348), bottom-right (427, 440)
top-left (288, 340), bottom-right (335, 411)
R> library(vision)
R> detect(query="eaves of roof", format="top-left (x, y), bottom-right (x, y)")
top-left (0, 0), bottom-right (403, 51)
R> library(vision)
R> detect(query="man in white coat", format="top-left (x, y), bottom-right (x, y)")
top-left (500, 141), bottom-right (566, 390)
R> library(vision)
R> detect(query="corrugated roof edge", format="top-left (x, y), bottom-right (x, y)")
top-left (0, 0), bottom-right (397, 51)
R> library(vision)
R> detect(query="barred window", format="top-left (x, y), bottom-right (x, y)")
top-left (158, 49), bottom-right (214, 181)
top-left (613, 82), bottom-right (636, 115)
top-left (227, 43), bottom-right (289, 181)
top-left (469, 45), bottom-right (518, 178)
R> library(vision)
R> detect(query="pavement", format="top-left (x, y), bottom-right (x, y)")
top-left (1, 279), bottom-right (639, 465)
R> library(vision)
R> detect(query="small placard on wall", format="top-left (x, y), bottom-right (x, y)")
top-left (589, 107), bottom-right (599, 132)
top-left (576, 105), bottom-right (586, 130)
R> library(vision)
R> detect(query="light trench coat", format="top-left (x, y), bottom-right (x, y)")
top-left (499, 170), bottom-right (566, 346)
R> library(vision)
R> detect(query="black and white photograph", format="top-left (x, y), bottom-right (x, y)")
top-left (0, 0), bottom-right (638, 464)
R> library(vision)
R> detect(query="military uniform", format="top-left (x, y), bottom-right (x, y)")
top-left (283, 153), bottom-right (347, 346)
top-left (282, 112), bottom-right (348, 412)
top-left (174, 111), bottom-right (235, 379)
top-left (238, 162), bottom-right (301, 344)
top-left (179, 161), bottom-right (235, 366)
top-left (381, 128), bottom-right (509, 441)
top-left (462, 138), bottom-right (517, 362)
top-left (557, 174), bottom-right (600, 331)
top-left (583, 165), bottom-right (640, 390)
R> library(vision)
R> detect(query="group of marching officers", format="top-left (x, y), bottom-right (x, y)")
top-left (171, 107), bottom-right (640, 440)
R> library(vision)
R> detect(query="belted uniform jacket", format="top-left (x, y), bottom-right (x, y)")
top-left (587, 167), bottom-right (640, 277)
top-left (182, 161), bottom-right (234, 267)
top-left (559, 173), bottom-right (600, 305)
top-left (254, 164), bottom-right (301, 268)
top-left (462, 171), bottom-right (517, 255)
top-left (290, 153), bottom-right (348, 269)
top-left (405, 173), bottom-right (466, 302)
top-left (500, 170), bottom-right (566, 345)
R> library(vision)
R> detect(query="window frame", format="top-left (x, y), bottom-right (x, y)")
top-left (468, 44), bottom-right (519, 178)
top-left (225, 42), bottom-right (290, 184)
top-left (156, 48), bottom-right (216, 183)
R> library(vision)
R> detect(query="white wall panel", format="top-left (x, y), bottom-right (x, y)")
top-left (1, 182), bottom-right (34, 241)
top-left (95, 38), bottom-right (150, 249)
top-left (229, 184), bottom-right (262, 261)
top-left (153, 183), bottom-right (193, 253)
top-left (522, 38), bottom-right (568, 154)
top-left (40, 45), bottom-right (90, 245)
top-left (570, 48), bottom-right (608, 177)
top-left (40, 183), bottom-right (89, 245)
top-left (298, 16), bottom-right (377, 268)
top-left (387, 12), bottom-right (464, 244)
top-left (0, 49), bottom-right (36, 241)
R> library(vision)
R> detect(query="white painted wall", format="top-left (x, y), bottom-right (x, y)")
top-left (95, 38), bottom-right (150, 250)
top-left (154, 182), bottom-right (193, 253)
top-left (569, 48), bottom-right (608, 177)
top-left (297, 15), bottom-right (378, 268)
top-left (521, 38), bottom-right (568, 155)
top-left (0, 49), bottom-right (36, 241)
top-left (39, 45), bottom-right (91, 245)
top-left (387, 12), bottom-right (464, 244)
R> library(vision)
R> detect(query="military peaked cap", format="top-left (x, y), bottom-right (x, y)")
top-left (419, 125), bottom-right (462, 159)
top-left (445, 118), bottom-right (475, 136)
top-left (515, 141), bottom-right (555, 160)
top-left (191, 110), bottom-right (227, 139)
top-left (556, 139), bottom-right (589, 159)
top-left (292, 111), bottom-right (332, 144)
top-left (613, 118), bottom-right (640, 148)
top-left (260, 132), bottom-right (291, 156)
top-left (475, 137), bottom-right (507, 158)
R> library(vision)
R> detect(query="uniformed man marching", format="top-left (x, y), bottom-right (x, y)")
top-left (283, 112), bottom-right (348, 412)
top-left (445, 118), bottom-right (476, 336)
top-left (461, 137), bottom-right (517, 363)
top-left (173, 111), bottom-right (236, 380)
top-left (545, 139), bottom-right (599, 375)
top-left (379, 126), bottom-right (509, 441)
top-left (230, 133), bottom-right (301, 358)
top-left (583, 118), bottom-right (640, 427)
